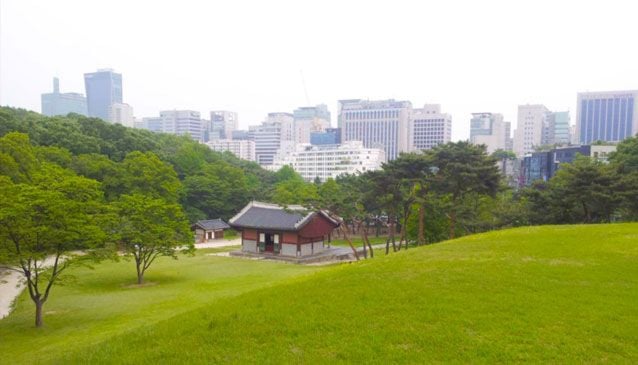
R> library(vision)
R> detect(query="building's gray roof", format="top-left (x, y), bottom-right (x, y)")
top-left (229, 201), bottom-right (340, 231)
top-left (193, 219), bottom-right (230, 231)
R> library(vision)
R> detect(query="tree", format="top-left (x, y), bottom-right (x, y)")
top-left (0, 133), bottom-right (108, 327)
top-left (384, 153), bottom-right (435, 247)
top-left (114, 194), bottom-right (193, 284)
top-left (428, 142), bottom-right (501, 239)
top-left (551, 156), bottom-right (621, 223)
top-left (118, 151), bottom-right (182, 202)
top-left (182, 163), bottom-right (249, 221)
top-left (610, 135), bottom-right (638, 173)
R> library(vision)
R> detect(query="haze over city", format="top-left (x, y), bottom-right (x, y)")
top-left (2, 0), bottom-right (638, 140)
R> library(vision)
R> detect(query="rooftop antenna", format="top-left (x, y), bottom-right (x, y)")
top-left (300, 69), bottom-right (311, 105)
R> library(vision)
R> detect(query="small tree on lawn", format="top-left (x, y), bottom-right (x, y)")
top-left (114, 194), bottom-right (193, 284)
top-left (0, 147), bottom-right (109, 328)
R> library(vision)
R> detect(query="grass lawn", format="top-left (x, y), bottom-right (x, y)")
top-left (0, 250), bottom-right (320, 364)
top-left (329, 235), bottom-right (388, 247)
top-left (2, 224), bottom-right (638, 363)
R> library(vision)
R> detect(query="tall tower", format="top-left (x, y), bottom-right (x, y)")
top-left (84, 68), bottom-right (123, 121)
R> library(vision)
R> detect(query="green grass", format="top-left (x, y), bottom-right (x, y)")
top-left (330, 235), bottom-right (388, 247)
top-left (0, 250), bottom-right (319, 364)
top-left (2, 224), bottom-right (638, 363)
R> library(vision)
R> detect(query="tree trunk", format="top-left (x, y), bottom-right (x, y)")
top-left (136, 259), bottom-right (144, 284)
top-left (35, 300), bottom-right (44, 328)
top-left (582, 201), bottom-right (591, 223)
top-left (362, 224), bottom-right (374, 258)
top-left (418, 204), bottom-right (426, 245)
top-left (340, 226), bottom-right (360, 261)
top-left (358, 221), bottom-right (367, 259)
top-left (390, 219), bottom-right (397, 252)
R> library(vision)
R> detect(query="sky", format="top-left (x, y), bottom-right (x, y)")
top-left (2, 0), bottom-right (638, 141)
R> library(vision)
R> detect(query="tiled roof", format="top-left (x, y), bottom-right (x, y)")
top-left (229, 201), bottom-right (339, 231)
top-left (193, 218), bottom-right (230, 231)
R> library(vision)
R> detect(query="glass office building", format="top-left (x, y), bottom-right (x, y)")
top-left (84, 69), bottom-right (123, 121)
top-left (577, 91), bottom-right (638, 144)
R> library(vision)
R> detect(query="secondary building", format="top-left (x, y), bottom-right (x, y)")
top-left (519, 144), bottom-right (617, 186)
top-left (205, 139), bottom-right (256, 161)
top-left (41, 77), bottom-right (88, 117)
top-left (229, 201), bottom-right (340, 257)
top-left (270, 141), bottom-right (385, 182)
top-left (410, 104), bottom-right (452, 151)
top-left (339, 99), bottom-right (411, 160)
top-left (192, 219), bottom-right (231, 242)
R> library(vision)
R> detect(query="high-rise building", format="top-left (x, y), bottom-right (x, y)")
top-left (109, 103), bottom-right (134, 128)
top-left (232, 130), bottom-right (250, 140)
top-left (409, 104), bottom-right (452, 151)
top-left (576, 90), bottom-right (638, 144)
top-left (41, 77), bottom-right (87, 116)
top-left (504, 122), bottom-right (513, 151)
top-left (293, 104), bottom-right (331, 144)
top-left (249, 112), bottom-right (294, 166)
top-left (271, 141), bottom-right (385, 182)
top-left (513, 104), bottom-right (550, 157)
top-left (205, 139), bottom-right (256, 161)
top-left (310, 128), bottom-right (342, 145)
top-left (161, 110), bottom-right (203, 141)
top-left (339, 99), bottom-right (411, 160)
top-left (543, 111), bottom-right (571, 146)
top-left (209, 111), bottom-right (239, 140)
top-left (520, 144), bottom-right (617, 186)
top-left (84, 69), bottom-right (123, 121)
top-left (470, 112), bottom-right (508, 153)
top-left (139, 110), bottom-right (203, 141)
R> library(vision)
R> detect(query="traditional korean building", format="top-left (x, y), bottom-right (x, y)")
top-left (229, 201), bottom-right (340, 257)
top-left (192, 219), bottom-right (230, 242)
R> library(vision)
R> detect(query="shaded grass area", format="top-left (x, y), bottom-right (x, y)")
top-left (0, 251), bottom-right (319, 364)
top-left (4, 224), bottom-right (638, 363)
top-left (329, 235), bottom-right (388, 247)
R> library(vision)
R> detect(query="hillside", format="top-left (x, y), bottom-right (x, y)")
top-left (2, 224), bottom-right (637, 363)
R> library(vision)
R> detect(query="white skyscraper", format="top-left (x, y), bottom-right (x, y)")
top-left (271, 141), bottom-right (385, 182)
top-left (209, 110), bottom-right (239, 140)
top-left (339, 99), bottom-right (411, 160)
top-left (513, 104), bottom-right (550, 157)
top-left (293, 104), bottom-right (331, 144)
top-left (409, 104), bottom-right (452, 151)
top-left (469, 112), bottom-right (508, 153)
top-left (139, 110), bottom-right (203, 141)
top-left (109, 103), bottom-right (134, 128)
top-left (249, 112), bottom-right (294, 166)
top-left (205, 139), bottom-right (256, 162)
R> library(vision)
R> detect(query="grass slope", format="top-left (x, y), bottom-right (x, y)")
top-left (3, 224), bottom-right (638, 363)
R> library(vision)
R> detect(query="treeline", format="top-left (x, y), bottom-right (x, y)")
top-left (271, 136), bottom-right (638, 249)
top-left (0, 107), bottom-right (298, 221)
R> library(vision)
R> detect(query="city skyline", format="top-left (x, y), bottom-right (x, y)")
top-left (2, 1), bottom-right (638, 141)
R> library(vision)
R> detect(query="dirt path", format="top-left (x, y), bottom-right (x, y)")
top-left (0, 270), bottom-right (24, 319)
top-left (194, 237), bottom-right (241, 249)
top-left (0, 256), bottom-right (62, 319)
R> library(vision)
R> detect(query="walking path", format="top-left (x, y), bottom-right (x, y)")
top-left (0, 270), bottom-right (24, 319)
top-left (194, 237), bottom-right (241, 249)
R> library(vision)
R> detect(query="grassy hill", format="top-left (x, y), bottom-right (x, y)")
top-left (2, 224), bottom-right (638, 363)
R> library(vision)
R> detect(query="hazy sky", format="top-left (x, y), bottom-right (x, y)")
top-left (2, 0), bottom-right (638, 140)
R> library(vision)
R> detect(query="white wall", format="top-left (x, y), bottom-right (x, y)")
top-left (300, 243), bottom-right (312, 257)
top-left (312, 241), bottom-right (324, 254)
top-left (280, 243), bottom-right (297, 257)
top-left (242, 239), bottom-right (257, 253)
